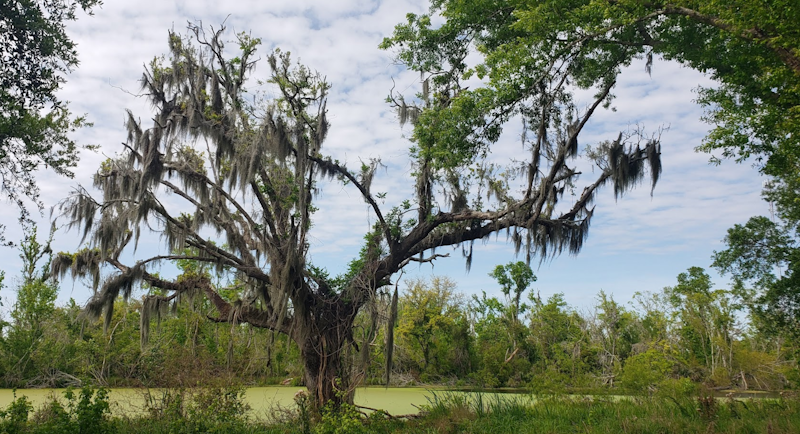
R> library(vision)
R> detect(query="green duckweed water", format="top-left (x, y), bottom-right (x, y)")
top-left (0, 387), bottom-right (455, 417)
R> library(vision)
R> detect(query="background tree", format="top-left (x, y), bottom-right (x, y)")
top-left (394, 277), bottom-right (471, 382)
top-left (713, 217), bottom-right (800, 344)
top-left (470, 290), bottom-right (533, 387)
top-left (527, 293), bottom-right (589, 388)
top-left (467, 262), bottom-right (536, 386)
top-left (54, 20), bottom-right (661, 408)
top-left (0, 225), bottom-right (61, 386)
top-left (489, 261), bottom-right (535, 326)
top-left (591, 291), bottom-right (639, 387)
top-left (0, 0), bottom-right (99, 233)
top-left (665, 267), bottom-right (739, 384)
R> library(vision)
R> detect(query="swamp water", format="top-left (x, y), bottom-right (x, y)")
top-left (0, 387), bottom-right (531, 418)
top-left (1, 387), bottom-right (774, 419)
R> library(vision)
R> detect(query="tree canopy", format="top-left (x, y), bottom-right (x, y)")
top-left (381, 0), bottom-right (798, 185)
top-left (0, 0), bottom-right (99, 231)
top-left (713, 216), bottom-right (800, 338)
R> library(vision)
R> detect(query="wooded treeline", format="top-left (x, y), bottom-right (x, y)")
top-left (0, 231), bottom-right (795, 392)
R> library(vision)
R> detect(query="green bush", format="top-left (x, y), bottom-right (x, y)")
top-left (311, 384), bottom-right (365, 434)
top-left (188, 387), bottom-right (251, 432)
top-left (0, 393), bottom-right (33, 434)
top-left (27, 387), bottom-right (114, 434)
top-left (657, 378), bottom-right (699, 398)
top-left (313, 401), bottom-right (364, 434)
top-left (135, 386), bottom-right (252, 434)
top-left (619, 349), bottom-right (674, 393)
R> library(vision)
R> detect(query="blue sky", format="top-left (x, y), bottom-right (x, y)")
top-left (0, 0), bottom-right (767, 314)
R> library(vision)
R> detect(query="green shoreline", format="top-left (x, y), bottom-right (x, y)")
top-left (1, 386), bottom-right (799, 434)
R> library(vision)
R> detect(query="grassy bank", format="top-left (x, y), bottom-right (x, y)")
top-left (2, 387), bottom-right (798, 434)
top-left (404, 393), bottom-right (800, 434)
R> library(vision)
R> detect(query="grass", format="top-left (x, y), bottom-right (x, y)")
top-left (116, 393), bottom-right (800, 434)
top-left (408, 392), bottom-right (800, 434)
top-left (3, 386), bottom-right (799, 433)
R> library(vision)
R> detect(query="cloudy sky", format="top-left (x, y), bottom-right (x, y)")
top-left (1, 0), bottom-right (767, 312)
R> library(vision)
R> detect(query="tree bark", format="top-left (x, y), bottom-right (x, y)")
top-left (292, 296), bottom-right (358, 409)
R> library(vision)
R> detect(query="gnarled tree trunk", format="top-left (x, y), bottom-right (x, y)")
top-left (292, 295), bottom-right (358, 408)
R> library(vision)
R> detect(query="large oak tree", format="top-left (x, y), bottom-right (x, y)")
top-left (53, 23), bottom-right (660, 407)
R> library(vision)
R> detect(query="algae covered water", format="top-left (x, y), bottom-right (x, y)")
top-left (0, 387), bottom-right (449, 417)
top-left (0, 387), bottom-right (774, 419)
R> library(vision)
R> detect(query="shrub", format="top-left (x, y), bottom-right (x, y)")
top-left (619, 349), bottom-right (674, 393)
top-left (0, 393), bottom-right (32, 434)
top-left (29, 387), bottom-right (114, 434)
top-left (657, 378), bottom-right (698, 398)
top-left (138, 386), bottom-right (251, 434)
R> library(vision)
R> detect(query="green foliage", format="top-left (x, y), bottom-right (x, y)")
top-left (0, 256), bottom-right (793, 395)
top-left (1, 225), bottom-right (63, 386)
top-left (27, 387), bottom-right (114, 434)
top-left (0, 0), bottom-right (99, 228)
top-left (410, 394), bottom-right (800, 434)
top-left (619, 348), bottom-right (676, 393)
top-left (0, 393), bottom-right (32, 434)
top-left (385, 0), bottom-right (800, 174)
top-left (410, 89), bottom-right (504, 169)
top-left (395, 277), bottom-right (472, 380)
top-left (470, 291), bottom-right (531, 387)
top-left (460, 263), bottom-right (539, 388)
top-left (137, 387), bottom-right (251, 434)
top-left (593, 291), bottom-right (640, 385)
top-left (664, 267), bottom-right (740, 384)
top-left (6, 392), bottom-right (800, 434)
top-left (656, 378), bottom-right (699, 399)
top-left (489, 262), bottom-right (535, 322)
top-left (189, 387), bottom-right (251, 428)
top-left (66, 387), bottom-right (112, 434)
top-left (527, 293), bottom-right (589, 386)
top-left (313, 399), bottom-right (363, 434)
top-left (713, 216), bottom-right (800, 340)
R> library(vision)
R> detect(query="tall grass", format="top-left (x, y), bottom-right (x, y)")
top-left (2, 387), bottom-right (798, 433)
top-left (415, 393), bottom-right (800, 433)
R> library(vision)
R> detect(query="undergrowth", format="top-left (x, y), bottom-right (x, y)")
top-left (1, 387), bottom-right (798, 433)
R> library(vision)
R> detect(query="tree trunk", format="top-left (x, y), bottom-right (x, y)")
top-left (293, 298), bottom-right (357, 409)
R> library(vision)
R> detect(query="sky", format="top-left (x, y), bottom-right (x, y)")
top-left (0, 0), bottom-right (768, 314)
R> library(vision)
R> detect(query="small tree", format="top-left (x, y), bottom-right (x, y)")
top-left (592, 292), bottom-right (640, 387)
top-left (713, 216), bottom-right (800, 342)
top-left (468, 262), bottom-right (536, 384)
top-left (1, 225), bottom-right (59, 386)
top-left (665, 267), bottom-right (739, 383)
top-left (490, 261), bottom-right (536, 326)
top-left (54, 23), bottom-right (661, 408)
top-left (528, 293), bottom-right (587, 382)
